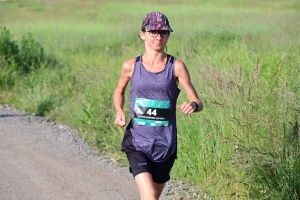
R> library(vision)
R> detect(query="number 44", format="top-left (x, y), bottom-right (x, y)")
top-left (146, 109), bottom-right (157, 116)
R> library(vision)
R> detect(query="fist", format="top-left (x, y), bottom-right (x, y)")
top-left (177, 102), bottom-right (195, 115)
top-left (114, 110), bottom-right (126, 127)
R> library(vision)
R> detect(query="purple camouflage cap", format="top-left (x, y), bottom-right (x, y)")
top-left (141, 12), bottom-right (173, 32)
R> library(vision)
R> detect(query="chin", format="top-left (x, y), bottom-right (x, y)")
top-left (153, 45), bottom-right (165, 51)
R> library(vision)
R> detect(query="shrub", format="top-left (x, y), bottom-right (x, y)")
top-left (18, 32), bottom-right (45, 73)
top-left (0, 27), bottom-right (55, 88)
top-left (0, 27), bottom-right (20, 69)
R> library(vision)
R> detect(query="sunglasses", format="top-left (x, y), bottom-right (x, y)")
top-left (146, 30), bottom-right (170, 38)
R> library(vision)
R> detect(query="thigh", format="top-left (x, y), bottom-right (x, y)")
top-left (134, 172), bottom-right (156, 199)
top-left (135, 173), bottom-right (166, 199)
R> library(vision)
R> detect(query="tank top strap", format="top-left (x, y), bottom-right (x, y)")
top-left (133, 54), bottom-right (175, 73)
top-left (135, 54), bottom-right (174, 64)
top-left (167, 54), bottom-right (175, 65)
top-left (134, 55), bottom-right (142, 69)
top-left (135, 55), bottom-right (141, 63)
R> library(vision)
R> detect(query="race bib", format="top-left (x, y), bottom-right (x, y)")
top-left (134, 98), bottom-right (170, 126)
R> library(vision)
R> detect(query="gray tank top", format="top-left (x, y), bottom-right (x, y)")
top-left (129, 54), bottom-right (180, 162)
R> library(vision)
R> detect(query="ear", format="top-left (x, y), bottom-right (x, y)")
top-left (139, 31), bottom-right (146, 40)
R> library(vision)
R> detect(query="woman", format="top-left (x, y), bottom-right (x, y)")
top-left (114, 11), bottom-right (203, 200)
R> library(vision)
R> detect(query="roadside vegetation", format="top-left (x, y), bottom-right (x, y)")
top-left (0, 0), bottom-right (299, 199)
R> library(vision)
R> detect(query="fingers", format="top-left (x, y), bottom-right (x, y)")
top-left (177, 102), bottom-right (195, 115)
top-left (114, 111), bottom-right (126, 127)
top-left (115, 118), bottom-right (126, 127)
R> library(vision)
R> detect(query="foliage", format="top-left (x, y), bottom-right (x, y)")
top-left (1, 1), bottom-right (299, 198)
top-left (0, 27), bottom-right (58, 89)
top-left (246, 119), bottom-right (300, 199)
top-left (0, 27), bottom-right (20, 88)
top-left (0, 27), bottom-right (44, 73)
top-left (0, 27), bottom-right (19, 66)
top-left (18, 32), bottom-right (45, 73)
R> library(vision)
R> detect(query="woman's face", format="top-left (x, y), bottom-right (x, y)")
top-left (140, 30), bottom-right (170, 51)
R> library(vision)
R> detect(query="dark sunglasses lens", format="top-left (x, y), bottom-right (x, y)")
top-left (150, 31), bottom-right (158, 35)
top-left (148, 30), bottom-right (169, 37)
top-left (161, 31), bottom-right (169, 37)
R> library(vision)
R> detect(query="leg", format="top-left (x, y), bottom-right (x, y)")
top-left (151, 158), bottom-right (176, 199)
top-left (153, 182), bottom-right (165, 199)
top-left (135, 172), bottom-right (156, 200)
top-left (135, 172), bottom-right (166, 200)
top-left (124, 149), bottom-right (173, 199)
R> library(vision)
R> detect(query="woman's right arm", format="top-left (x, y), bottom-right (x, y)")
top-left (113, 59), bottom-right (134, 127)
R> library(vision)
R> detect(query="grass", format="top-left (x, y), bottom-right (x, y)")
top-left (0, 0), bottom-right (299, 199)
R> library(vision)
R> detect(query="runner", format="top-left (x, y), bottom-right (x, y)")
top-left (113, 11), bottom-right (203, 200)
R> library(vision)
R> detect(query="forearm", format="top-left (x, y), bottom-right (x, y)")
top-left (113, 89), bottom-right (125, 112)
top-left (113, 89), bottom-right (127, 127)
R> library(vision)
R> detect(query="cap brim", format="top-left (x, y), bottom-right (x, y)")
top-left (146, 24), bottom-right (174, 32)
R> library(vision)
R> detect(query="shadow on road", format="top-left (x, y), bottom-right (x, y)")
top-left (0, 114), bottom-right (29, 118)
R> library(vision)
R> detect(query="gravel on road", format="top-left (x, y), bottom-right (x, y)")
top-left (0, 104), bottom-right (206, 200)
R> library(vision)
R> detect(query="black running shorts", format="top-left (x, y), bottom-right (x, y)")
top-left (121, 121), bottom-right (176, 184)
top-left (126, 149), bottom-right (175, 184)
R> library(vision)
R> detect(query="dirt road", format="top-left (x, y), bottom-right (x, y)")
top-left (0, 105), bottom-right (145, 200)
top-left (0, 105), bottom-right (205, 200)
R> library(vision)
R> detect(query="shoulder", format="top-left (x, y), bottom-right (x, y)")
top-left (167, 54), bottom-right (185, 68)
top-left (122, 58), bottom-right (136, 70)
top-left (173, 58), bottom-right (188, 76)
top-left (121, 57), bottom-right (136, 76)
top-left (167, 54), bottom-right (185, 69)
top-left (174, 58), bottom-right (185, 67)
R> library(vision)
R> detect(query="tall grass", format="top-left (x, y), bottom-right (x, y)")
top-left (1, 0), bottom-right (299, 199)
top-left (172, 50), bottom-right (300, 198)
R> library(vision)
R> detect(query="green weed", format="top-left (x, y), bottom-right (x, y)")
top-left (1, 1), bottom-right (299, 198)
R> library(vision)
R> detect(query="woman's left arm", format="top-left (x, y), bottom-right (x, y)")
top-left (175, 59), bottom-right (203, 114)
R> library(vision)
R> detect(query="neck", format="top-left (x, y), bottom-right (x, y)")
top-left (142, 50), bottom-right (167, 66)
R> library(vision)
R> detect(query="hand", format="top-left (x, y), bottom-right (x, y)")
top-left (177, 102), bottom-right (195, 115)
top-left (114, 110), bottom-right (126, 127)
